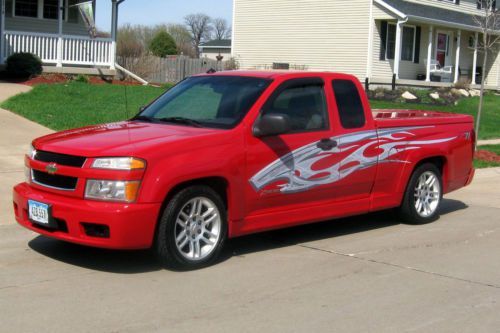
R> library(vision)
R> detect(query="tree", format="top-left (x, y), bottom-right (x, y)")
top-left (185, 13), bottom-right (213, 58)
top-left (165, 24), bottom-right (196, 57)
top-left (213, 18), bottom-right (231, 40)
top-left (473, 0), bottom-right (500, 148)
top-left (117, 23), bottom-right (145, 59)
top-left (149, 30), bottom-right (177, 58)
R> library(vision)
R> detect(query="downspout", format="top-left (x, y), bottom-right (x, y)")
top-left (0, 0), bottom-right (5, 65)
top-left (393, 17), bottom-right (409, 81)
top-left (365, 0), bottom-right (375, 84)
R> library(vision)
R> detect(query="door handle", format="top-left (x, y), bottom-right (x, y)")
top-left (317, 138), bottom-right (338, 151)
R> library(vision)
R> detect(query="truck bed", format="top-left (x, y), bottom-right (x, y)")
top-left (373, 109), bottom-right (474, 128)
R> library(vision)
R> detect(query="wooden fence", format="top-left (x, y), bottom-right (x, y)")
top-left (119, 56), bottom-right (228, 83)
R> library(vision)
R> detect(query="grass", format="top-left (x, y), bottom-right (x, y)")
top-left (1, 82), bottom-right (168, 131)
top-left (2, 83), bottom-right (500, 141)
top-left (370, 93), bottom-right (500, 140)
top-left (479, 144), bottom-right (500, 155)
top-left (475, 144), bottom-right (500, 168)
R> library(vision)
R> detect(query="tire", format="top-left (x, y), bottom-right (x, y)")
top-left (398, 163), bottom-right (443, 224)
top-left (156, 185), bottom-right (227, 270)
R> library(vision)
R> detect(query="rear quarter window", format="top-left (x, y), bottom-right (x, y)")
top-left (332, 79), bottom-right (366, 129)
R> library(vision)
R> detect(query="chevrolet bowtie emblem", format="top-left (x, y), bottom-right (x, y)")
top-left (46, 163), bottom-right (58, 175)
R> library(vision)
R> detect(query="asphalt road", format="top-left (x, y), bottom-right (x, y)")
top-left (1, 167), bottom-right (500, 333)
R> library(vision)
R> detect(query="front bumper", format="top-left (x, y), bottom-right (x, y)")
top-left (13, 183), bottom-right (161, 250)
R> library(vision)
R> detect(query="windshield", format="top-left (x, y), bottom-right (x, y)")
top-left (135, 76), bottom-right (272, 129)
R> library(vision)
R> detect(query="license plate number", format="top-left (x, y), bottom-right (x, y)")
top-left (28, 200), bottom-right (50, 225)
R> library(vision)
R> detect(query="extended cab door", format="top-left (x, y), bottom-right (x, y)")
top-left (328, 77), bottom-right (377, 202)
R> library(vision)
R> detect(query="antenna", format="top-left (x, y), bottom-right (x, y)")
top-left (123, 82), bottom-right (130, 120)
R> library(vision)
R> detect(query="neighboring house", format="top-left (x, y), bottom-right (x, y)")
top-left (0, 0), bottom-right (122, 73)
top-left (200, 39), bottom-right (232, 61)
top-left (233, 0), bottom-right (500, 89)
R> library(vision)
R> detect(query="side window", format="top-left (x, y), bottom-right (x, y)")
top-left (332, 79), bottom-right (366, 129)
top-left (262, 83), bottom-right (328, 132)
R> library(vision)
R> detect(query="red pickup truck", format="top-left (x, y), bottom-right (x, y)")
top-left (13, 71), bottom-right (475, 269)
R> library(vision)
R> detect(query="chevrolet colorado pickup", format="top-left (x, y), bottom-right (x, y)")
top-left (13, 71), bottom-right (475, 269)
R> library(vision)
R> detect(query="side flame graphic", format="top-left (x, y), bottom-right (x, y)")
top-left (250, 127), bottom-right (455, 194)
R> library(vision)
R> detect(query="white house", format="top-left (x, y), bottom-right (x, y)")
top-left (232, 0), bottom-right (500, 89)
top-left (200, 39), bottom-right (232, 61)
top-left (0, 0), bottom-right (123, 74)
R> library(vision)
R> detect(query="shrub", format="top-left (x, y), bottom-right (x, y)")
top-left (224, 57), bottom-right (240, 70)
top-left (6, 52), bottom-right (43, 78)
top-left (148, 31), bottom-right (177, 58)
top-left (73, 74), bottom-right (89, 83)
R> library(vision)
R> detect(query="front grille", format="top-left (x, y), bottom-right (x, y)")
top-left (32, 170), bottom-right (78, 191)
top-left (35, 150), bottom-right (86, 167)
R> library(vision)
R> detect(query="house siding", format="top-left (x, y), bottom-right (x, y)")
top-left (233, 0), bottom-right (371, 80)
top-left (5, 17), bottom-right (88, 35)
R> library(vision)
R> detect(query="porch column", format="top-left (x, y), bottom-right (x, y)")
top-left (472, 32), bottom-right (479, 85)
top-left (393, 20), bottom-right (403, 79)
top-left (426, 26), bottom-right (434, 82)
top-left (56, 0), bottom-right (64, 67)
top-left (110, 0), bottom-right (118, 70)
top-left (454, 30), bottom-right (461, 83)
top-left (0, 0), bottom-right (5, 65)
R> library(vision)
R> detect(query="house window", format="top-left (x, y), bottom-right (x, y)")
top-left (386, 24), bottom-right (397, 59)
top-left (401, 26), bottom-right (416, 61)
top-left (385, 24), bottom-right (416, 61)
top-left (13, 0), bottom-right (67, 20)
top-left (477, 0), bottom-right (497, 10)
top-left (14, 0), bottom-right (38, 18)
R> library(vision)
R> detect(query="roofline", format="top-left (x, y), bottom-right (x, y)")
top-left (200, 46), bottom-right (232, 49)
top-left (373, 0), bottom-right (406, 19)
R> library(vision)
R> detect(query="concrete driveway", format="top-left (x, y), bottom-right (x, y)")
top-left (1, 166), bottom-right (499, 332)
top-left (1, 84), bottom-right (500, 331)
top-left (0, 82), bottom-right (52, 225)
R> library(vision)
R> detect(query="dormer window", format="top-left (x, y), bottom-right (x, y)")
top-left (477, 0), bottom-right (497, 10)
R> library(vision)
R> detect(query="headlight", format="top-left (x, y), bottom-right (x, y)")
top-left (85, 180), bottom-right (141, 202)
top-left (28, 144), bottom-right (37, 159)
top-left (92, 157), bottom-right (146, 170)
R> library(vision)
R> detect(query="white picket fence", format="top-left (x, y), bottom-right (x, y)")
top-left (3, 31), bottom-right (113, 67)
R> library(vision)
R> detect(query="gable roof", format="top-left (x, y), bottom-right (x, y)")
top-left (376, 0), bottom-right (495, 32)
top-left (200, 39), bottom-right (232, 48)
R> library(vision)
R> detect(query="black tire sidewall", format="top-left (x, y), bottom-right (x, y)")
top-left (400, 163), bottom-right (443, 224)
top-left (156, 185), bottom-right (227, 270)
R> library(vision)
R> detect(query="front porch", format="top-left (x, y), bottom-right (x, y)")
top-left (368, 0), bottom-right (500, 90)
top-left (0, 0), bottom-right (122, 73)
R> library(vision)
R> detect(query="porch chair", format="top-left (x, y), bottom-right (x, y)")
top-left (424, 59), bottom-right (454, 82)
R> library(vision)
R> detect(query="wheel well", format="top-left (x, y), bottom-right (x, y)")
top-left (414, 156), bottom-right (446, 175)
top-left (163, 177), bottom-right (229, 208)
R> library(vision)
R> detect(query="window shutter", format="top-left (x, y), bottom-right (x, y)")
top-left (455, 0), bottom-right (460, 4)
top-left (5, 0), bottom-right (12, 18)
top-left (477, 0), bottom-right (482, 9)
top-left (380, 21), bottom-right (388, 61)
top-left (493, 0), bottom-right (497, 10)
top-left (414, 26), bottom-right (421, 64)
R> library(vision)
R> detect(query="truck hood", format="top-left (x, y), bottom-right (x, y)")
top-left (33, 121), bottom-right (222, 157)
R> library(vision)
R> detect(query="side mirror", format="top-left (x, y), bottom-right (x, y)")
top-left (253, 113), bottom-right (291, 137)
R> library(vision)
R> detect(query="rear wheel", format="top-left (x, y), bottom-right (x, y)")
top-left (398, 163), bottom-right (443, 224)
top-left (156, 185), bottom-right (227, 270)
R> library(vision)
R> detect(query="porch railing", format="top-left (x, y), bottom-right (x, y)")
top-left (3, 31), bottom-right (113, 67)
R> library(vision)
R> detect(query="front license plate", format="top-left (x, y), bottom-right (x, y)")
top-left (28, 200), bottom-right (50, 225)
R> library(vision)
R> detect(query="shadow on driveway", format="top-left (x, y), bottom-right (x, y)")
top-left (28, 198), bottom-right (468, 274)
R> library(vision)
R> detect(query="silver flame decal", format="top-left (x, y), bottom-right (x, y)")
top-left (250, 127), bottom-right (455, 194)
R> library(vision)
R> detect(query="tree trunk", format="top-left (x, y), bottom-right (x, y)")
top-left (475, 48), bottom-right (488, 151)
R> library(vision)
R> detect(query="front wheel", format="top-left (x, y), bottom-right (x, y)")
top-left (156, 185), bottom-right (227, 270)
top-left (398, 163), bottom-right (443, 224)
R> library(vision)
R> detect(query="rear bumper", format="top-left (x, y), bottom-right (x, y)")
top-left (13, 183), bottom-right (161, 250)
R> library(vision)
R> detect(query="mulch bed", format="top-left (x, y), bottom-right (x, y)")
top-left (0, 72), bottom-right (141, 86)
top-left (475, 150), bottom-right (500, 163)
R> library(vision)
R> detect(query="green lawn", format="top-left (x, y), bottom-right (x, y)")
top-left (2, 83), bottom-right (500, 141)
top-left (1, 82), bottom-right (167, 131)
top-left (370, 94), bottom-right (500, 140)
top-left (475, 144), bottom-right (500, 168)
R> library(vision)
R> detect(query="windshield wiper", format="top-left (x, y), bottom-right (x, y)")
top-left (131, 115), bottom-right (154, 122)
top-left (157, 117), bottom-right (203, 128)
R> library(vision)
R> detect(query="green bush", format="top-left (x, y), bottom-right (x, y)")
top-left (148, 31), bottom-right (177, 58)
top-left (73, 74), bottom-right (89, 83)
top-left (6, 52), bottom-right (43, 78)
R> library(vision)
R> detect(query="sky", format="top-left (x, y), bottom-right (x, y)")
top-left (95, 0), bottom-right (233, 31)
